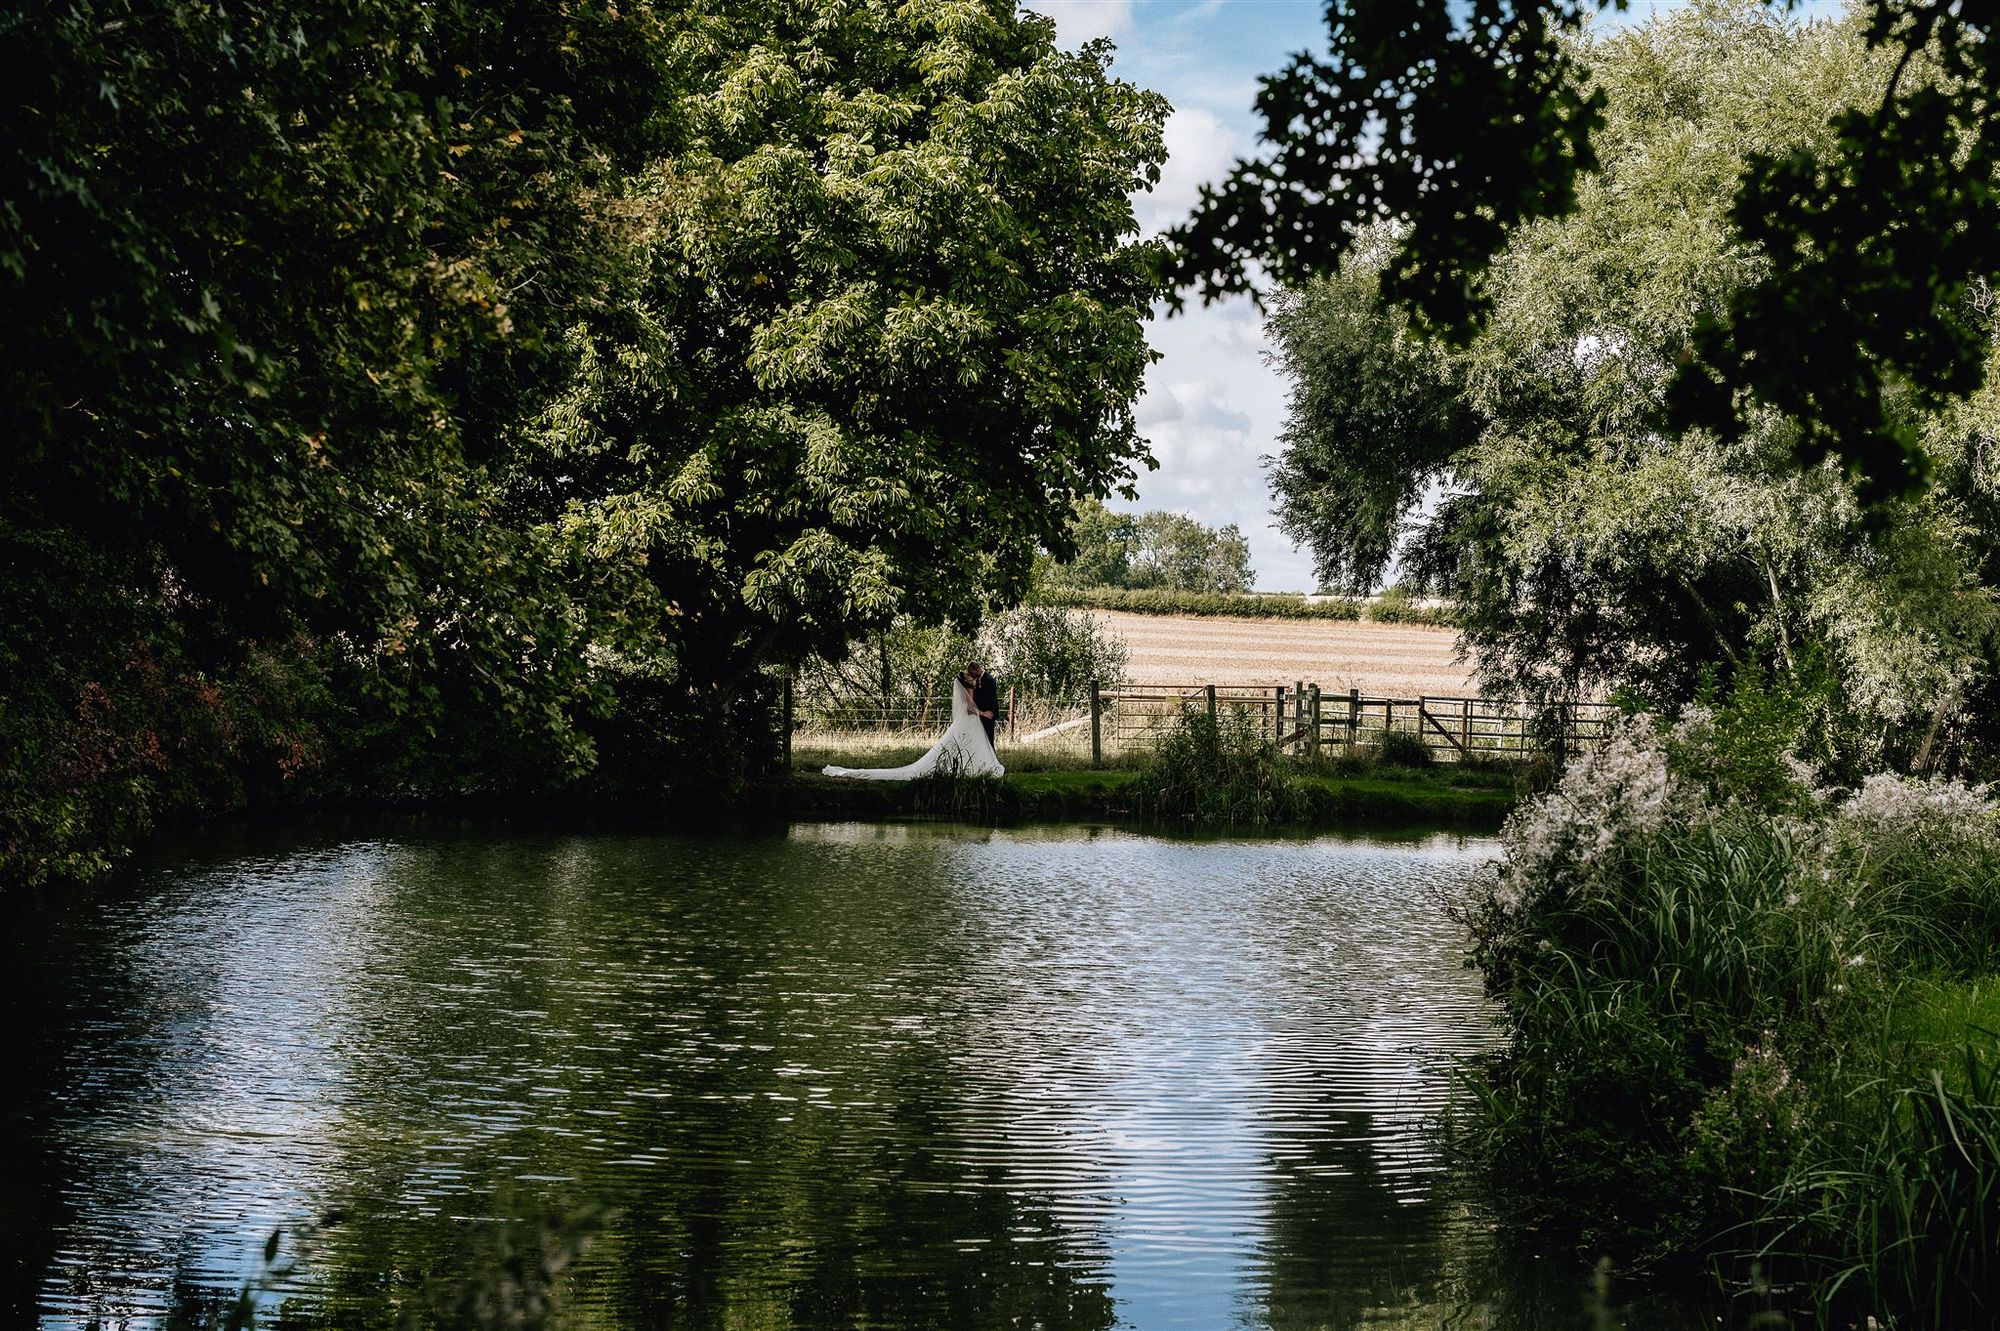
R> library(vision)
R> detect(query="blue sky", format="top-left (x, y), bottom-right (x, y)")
top-left (1030, 0), bottom-right (1845, 591)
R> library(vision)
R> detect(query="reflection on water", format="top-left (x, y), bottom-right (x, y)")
top-left (0, 820), bottom-right (1687, 1329)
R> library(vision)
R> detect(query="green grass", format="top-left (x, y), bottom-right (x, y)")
top-left (1888, 977), bottom-right (2000, 1094)
top-left (782, 752), bottom-right (1515, 828)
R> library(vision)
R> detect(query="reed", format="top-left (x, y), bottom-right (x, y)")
top-left (1460, 719), bottom-right (2000, 1322)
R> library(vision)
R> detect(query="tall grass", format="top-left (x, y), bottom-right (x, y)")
top-left (1461, 718), bottom-right (2000, 1323)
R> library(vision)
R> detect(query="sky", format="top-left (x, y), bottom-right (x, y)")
top-left (1028, 0), bottom-right (1846, 592)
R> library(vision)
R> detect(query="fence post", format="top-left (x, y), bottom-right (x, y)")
top-left (1308, 684), bottom-right (1321, 759)
top-left (1347, 688), bottom-right (1361, 754)
top-left (782, 673), bottom-right (794, 769)
top-left (1089, 679), bottom-right (1103, 768)
top-left (1274, 685), bottom-right (1284, 747)
top-left (1205, 683), bottom-right (1217, 723)
top-left (1461, 698), bottom-right (1472, 757)
top-left (1293, 679), bottom-right (1304, 754)
top-left (1008, 685), bottom-right (1017, 741)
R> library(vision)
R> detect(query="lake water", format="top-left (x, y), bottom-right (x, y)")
top-left (1, 819), bottom-right (1680, 1329)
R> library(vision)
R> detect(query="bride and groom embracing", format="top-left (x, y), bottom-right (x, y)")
top-left (823, 662), bottom-right (1005, 781)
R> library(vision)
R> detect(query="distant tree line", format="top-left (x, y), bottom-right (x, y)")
top-left (0, 0), bottom-right (1167, 884)
top-left (1035, 499), bottom-right (1256, 596)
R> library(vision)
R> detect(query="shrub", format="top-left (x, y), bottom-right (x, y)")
top-left (793, 620), bottom-right (980, 731)
top-left (1462, 713), bottom-right (2000, 1319)
top-left (1029, 585), bottom-right (1362, 620)
top-left (1, 637), bottom-right (340, 887)
top-left (982, 605), bottom-right (1128, 705)
top-left (1127, 705), bottom-right (1308, 824)
top-left (1372, 727), bottom-right (1434, 767)
top-left (1364, 585), bottom-right (1460, 627)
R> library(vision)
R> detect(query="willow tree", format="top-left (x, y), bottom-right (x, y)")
top-left (529, 1), bottom-right (1168, 773)
top-left (1174, 0), bottom-right (2000, 506)
top-left (1264, 7), bottom-right (2000, 768)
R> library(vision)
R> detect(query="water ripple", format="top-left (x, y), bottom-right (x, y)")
top-left (0, 821), bottom-right (1611, 1330)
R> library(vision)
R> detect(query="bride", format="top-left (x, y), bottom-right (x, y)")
top-left (823, 662), bottom-right (1005, 780)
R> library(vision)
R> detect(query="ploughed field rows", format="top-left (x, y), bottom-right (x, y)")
top-left (1096, 611), bottom-right (1476, 696)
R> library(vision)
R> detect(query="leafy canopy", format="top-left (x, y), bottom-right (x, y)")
top-left (527, 1), bottom-right (1168, 719)
top-left (1172, 0), bottom-right (2000, 502)
top-left (1036, 500), bottom-right (1256, 594)
top-left (1263, 6), bottom-right (2000, 769)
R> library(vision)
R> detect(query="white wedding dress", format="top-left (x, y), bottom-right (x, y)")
top-left (823, 679), bottom-right (1005, 781)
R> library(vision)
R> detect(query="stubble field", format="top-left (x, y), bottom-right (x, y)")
top-left (1095, 610), bottom-right (1478, 697)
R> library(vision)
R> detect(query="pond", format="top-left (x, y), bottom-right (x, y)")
top-left (1, 819), bottom-right (1692, 1329)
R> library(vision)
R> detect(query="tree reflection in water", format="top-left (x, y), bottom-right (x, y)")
top-left (3, 822), bottom-right (1696, 1329)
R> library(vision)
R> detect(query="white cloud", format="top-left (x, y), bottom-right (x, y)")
top-left (1133, 105), bottom-right (1244, 236)
top-left (1125, 300), bottom-right (1319, 591)
top-left (1026, 0), bottom-right (1133, 47)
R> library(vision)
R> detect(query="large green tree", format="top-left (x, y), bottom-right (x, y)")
top-left (2, 0), bottom-right (698, 878)
top-left (533, 0), bottom-right (1168, 769)
top-left (1172, 0), bottom-right (2000, 504)
top-left (1265, 6), bottom-right (2000, 767)
top-left (0, 0), bottom-right (1167, 876)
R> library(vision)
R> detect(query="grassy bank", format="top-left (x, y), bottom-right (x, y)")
top-left (793, 708), bottom-right (1519, 829)
top-left (784, 748), bottom-right (1517, 829)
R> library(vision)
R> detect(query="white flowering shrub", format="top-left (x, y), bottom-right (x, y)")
top-left (1834, 772), bottom-right (1997, 839)
top-left (1468, 691), bottom-right (2000, 1265)
top-left (1491, 719), bottom-right (1675, 911)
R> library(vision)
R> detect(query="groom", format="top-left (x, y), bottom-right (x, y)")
top-left (970, 662), bottom-right (999, 747)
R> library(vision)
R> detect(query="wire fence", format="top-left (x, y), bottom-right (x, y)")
top-left (791, 679), bottom-right (1617, 766)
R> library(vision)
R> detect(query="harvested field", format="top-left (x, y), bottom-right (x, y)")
top-left (1095, 610), bottom-right (1478, 697)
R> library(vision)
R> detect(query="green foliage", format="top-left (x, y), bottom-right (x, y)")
top-left (1038, 499), bottom-right (1139, 590)
top-left (1260, 7), bottom-right (2000, 769)
top-left (984, 606), bottom-right (1128, 706)
top-left (1125, 512), bottom-right (1257, 593)
top-left (1127, 707), bottom-right (1310, 825)
top-left (1371, 728), bottom-right (1434, 769)
top-left (1464, 717), bottom-right (2000, 1319)
top-left (1662, 656), bottom-right (1858, 813)
top-left (1038, 500), bottom-right (1257, 594)
top-left (1174, 0), bottom-right (2000, 502)
top-left (1785, 1057), bottom-right (2000, 1331)
top-left (1, 0), bottom-right (1167, 881)
top-left (1166, 0), bottom-right (1601, 335)
top-left (1363, 586), bottom-right (1460, 627)
top-left (1030, 586), bottom-right (1361, 620)
top-left (1267, 264), bottom-right (1482, 594)
top-left (546, 2), bottom-right (1169, 711)
top-left (794, 620), bottom-right (980, 729)
top-left (795, 604), bottom-right (1125, 726)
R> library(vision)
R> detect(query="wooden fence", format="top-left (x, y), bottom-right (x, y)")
top-left (1083, 681), bottom-right (1615, 765)
top-left (791, 678), bottom-right (1615, 766)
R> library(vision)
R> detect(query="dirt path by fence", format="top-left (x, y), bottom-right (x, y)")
top-left (1094, 611), bottom-right (1477, 696)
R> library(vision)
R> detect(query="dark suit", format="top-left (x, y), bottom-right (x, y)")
top-left (973, 672), bottom-right (999, 747)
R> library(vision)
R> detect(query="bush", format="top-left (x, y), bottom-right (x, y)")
top-left (982, 605), bottom-right (1128, 706)
top-left (1030, 585), bottom-right (1361, 620)
top-left (1372, 727), bottom-right (1434, 767)
top-left (1127, 706), bottom-right (1309, 824)
top-left (1364, 585), bottom-right (1459, 627)
top-left (1, 637), bottom-right (340, 887)
top-left (1462, 714), bottom-right (2000, 1319)
top-left (792, 620), bottom-right (980, 730)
